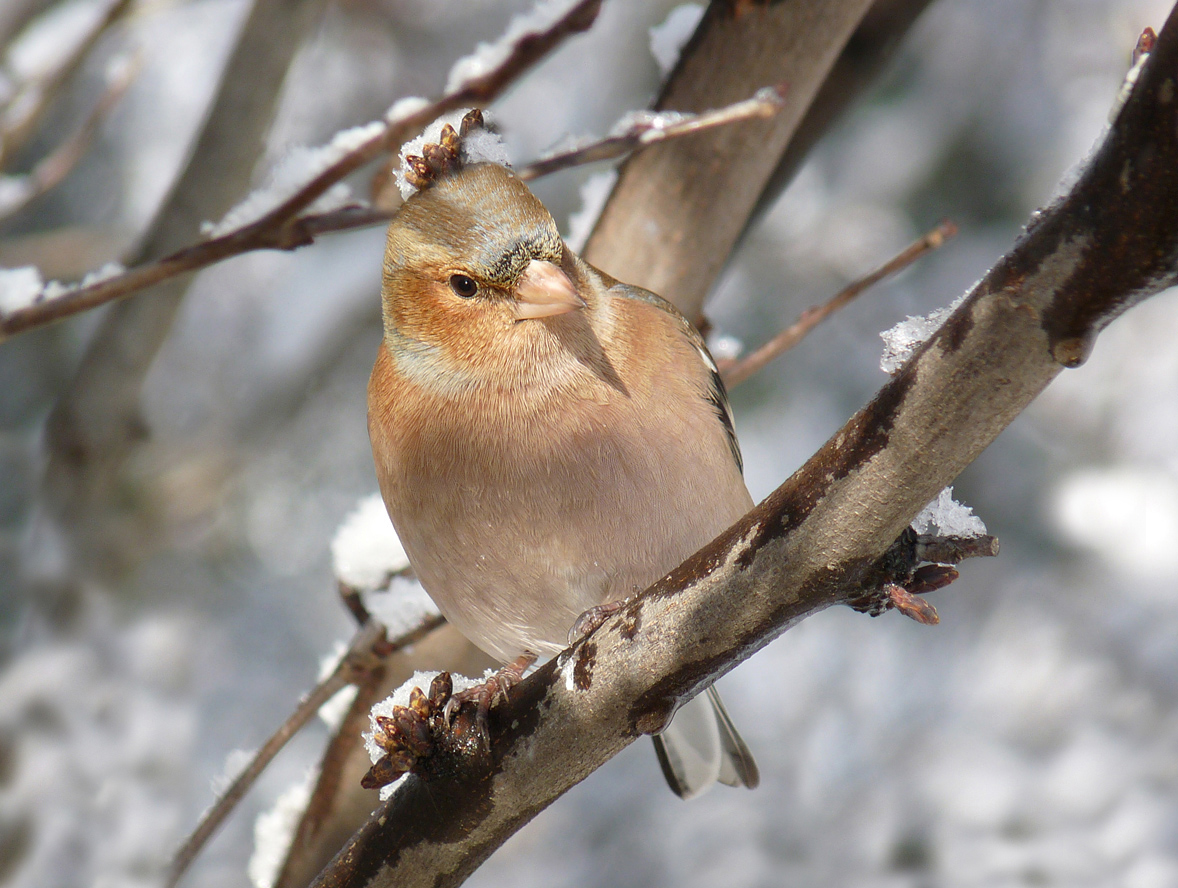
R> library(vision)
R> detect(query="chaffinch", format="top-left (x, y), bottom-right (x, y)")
top-left (367, 114), bottom-right (758, 798)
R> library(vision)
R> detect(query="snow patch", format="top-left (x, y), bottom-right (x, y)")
top-left (361, 575), bottom-right (441, 639)
top-left (649, 4), bottom-right (705, 77)
top-left (911, 487), bottom-right (987, 539)
top-left (204, 121), bottom-right (384, 237)
top-left (879, 293), bottom-right (966, 373)
top-left (248, 770), bottom-right (316, 888)
top-left (0, 266), bottom-right (44, 313)
top-left (395, 108), bottom-right (510, 200)
top-left (445, 0), bottom-right (584, 95)
top-left (331, 493), bottom-right (409, 590)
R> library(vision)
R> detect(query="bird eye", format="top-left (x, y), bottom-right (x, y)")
top-left (449, 274), bottom-right (478, 298)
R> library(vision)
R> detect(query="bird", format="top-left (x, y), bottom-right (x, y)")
top-left (367, 112), bottom-right (758, 799)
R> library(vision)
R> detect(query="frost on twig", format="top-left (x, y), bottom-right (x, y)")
top-left (879, 293), bottom-right (967, 374)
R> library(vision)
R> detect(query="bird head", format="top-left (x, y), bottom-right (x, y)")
top-left (380, 117), bottom-right (587, 383)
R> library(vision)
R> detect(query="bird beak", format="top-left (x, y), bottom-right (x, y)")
top-left (513, 260), bottom-right (585, 320)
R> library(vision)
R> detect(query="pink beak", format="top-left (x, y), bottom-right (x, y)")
top-left (513, 260), bottom-right (585, 320)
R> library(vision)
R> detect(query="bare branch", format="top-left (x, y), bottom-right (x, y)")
top-left (720, 221), bottom-right (957, 387)
top-left (0, 0), bottom-right (133, 170)
top-left (166, 614), bottom-right (446, 888)
top-left (518, 84), bottom-right (786, 180)
top-left (0, 52), bottom-right (139, 221)
top-left (307, 10), bottom-right (1178, 888)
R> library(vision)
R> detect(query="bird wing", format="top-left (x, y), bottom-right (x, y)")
top-left (611, 283), bottom-right (744, 475)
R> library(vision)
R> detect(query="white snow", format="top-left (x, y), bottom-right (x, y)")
top-left (80, 261), bottom-right (125, 287)
top-left (444, 0), bottom-right (584, 95)
top-left (0, 175), bottom-right (34, 216)
top-left (248, 770), bottom-right (316, 888)
top-left (395, 108), bottom-right (510, 200)
top-left (911, 486), bottom-right (987, 539)
top-left (204, 121), bottom-right (384, 237)
top-left (361, 575), bottom-right (441, 639)
top-left (0, 266), bottom-right (44, 313)
top-left (330, 493), bottom-right (409, 590)
top-left (386, 95), bottom-right (430, 123)
top-left (364, 670), bottom-right (484, 800)
top-left (564, 169), bottom-right (617, 252)
top-left (211, 746), bottom-right (255, 795)
top-left (879, 293), bottom-right (966, 373)
top-left (648, 3), bottom-right (705, 77)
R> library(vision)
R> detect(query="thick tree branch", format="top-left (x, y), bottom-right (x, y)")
top-left (309, 11), bottom-right (1178, 888)
top-left (582, 0), bottom-right (878, 321)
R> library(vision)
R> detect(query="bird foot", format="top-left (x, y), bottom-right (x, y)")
top-left (568, 598), bottom-right (629, 645)
top-left (442, 652), bottom-right (538, 749)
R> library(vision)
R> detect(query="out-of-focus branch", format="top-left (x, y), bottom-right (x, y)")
top-left (307, 12), bottom-right (1178, 888)
top-left (0, 53), bottom-right (138, 221)
top-left (0, 78), bottom-right (782, 341)
top-left (0, 0), bottom-right (133, 170)
top-left (582, 0), bottom-right (879, 322)
top-left (746, 0), bottom-right (937, 232)
top-left (719, 220), bottom-right (957, 387)
top-left (166, 614), bottom-right (445, 888)
top-left (40, 0), bottom-right (329, 575)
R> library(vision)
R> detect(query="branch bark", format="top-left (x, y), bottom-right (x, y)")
top-left (308, 8), bottom-right (1178, 887)
top-left (582, 0), bottom-right (878, 321)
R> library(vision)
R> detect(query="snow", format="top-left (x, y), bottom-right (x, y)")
top-left (211, 747), bottom-right (256, 795)
top-left (80, 261), bottom-right (125, 287)
top-left (204, 121), bottom-right (384, 237)
top-left (879, 293), bottom-right (966, 373)
top-left (564, 169), bottom-right (616, 252)
top-left (385, 95), bottom-right (430, 123)
top-left (0, 175), bottom-right (34, 216)
top-left (911, 486), bottom-right (987, 539)
top-left (248, 770), bottom-right (316, 888)
top-left (395, 108), bottom-right (511, 200)
top-left (330, 492), bottom-right (409, 590)
top-left (648, 3), bottom-right (705, 77)
top-left (364, 670), bottom-right (484, 800)
top-left (361, 575), bottom-right (441, 639)
top-left (444, 0), bottom-right (585, 95)
top-left (0, 266), bottom-right (44, 313)
top-left (609, 109), bottom-right (692, 137)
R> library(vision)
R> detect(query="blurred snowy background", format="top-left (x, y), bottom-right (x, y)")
top-left (3, 0), bottom-right (1178, 886)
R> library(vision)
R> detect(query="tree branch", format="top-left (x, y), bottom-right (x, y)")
top-left (307, 10), bottom-right (1178, 888)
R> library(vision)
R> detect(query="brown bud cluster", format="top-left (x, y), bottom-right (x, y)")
top-left (361, 672), bottom-right (454, 790)
top-left (402, 109), bottom-right (487, 191)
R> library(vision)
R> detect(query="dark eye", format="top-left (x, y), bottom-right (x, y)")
top-left (449, 274), bottom-right (478, 298)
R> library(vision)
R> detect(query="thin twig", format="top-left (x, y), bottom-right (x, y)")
top-left (165, 612), bottom-right (446, 888)
top-left (0, 0), bottom-right (134, 170)
top-left (720, 221), bottom-right (957, 388)
top-left (0, 0), bottom-right (604, 342)
top-left (0, 53), bottom-right (139, 221)
top-left (518, 85), bottom-right (787, 181)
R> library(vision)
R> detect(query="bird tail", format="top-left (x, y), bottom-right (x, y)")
top-left (651, 684), bottom-right (759, 800)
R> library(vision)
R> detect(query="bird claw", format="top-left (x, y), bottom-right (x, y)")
top-left (441, 653), bottom-right (537, 749)
top-left (568, 598), bottom-right (628, 645)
